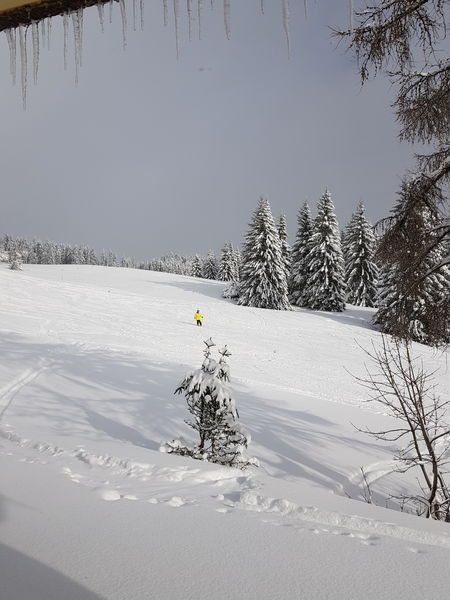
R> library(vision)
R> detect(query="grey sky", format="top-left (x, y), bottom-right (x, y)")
top-left (1, 1), bottom-right (415, 260)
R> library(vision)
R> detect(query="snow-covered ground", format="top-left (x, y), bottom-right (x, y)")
top-left (1, 263), bottom-right (449, 600)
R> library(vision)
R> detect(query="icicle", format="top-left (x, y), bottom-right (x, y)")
top-left (40, 18), bottom-right (45, 47)
top-left (260, 0), bottom-right (264, 15)
top-left (72, 11), bottom-right (81, 86)
top-left (5, 28), bottom-right (17, 86)
top-left (78, 8), bottom-right (84, 68)
top-left (63, 12), bottom-right (69, 70)
top-left (163, 0), bottom-right (168, 26)
top-left (173, 0), bottom-right (180, 58)
top-left (47, 17), bottom-right (51, 50)
top-left (198, 0), bottom-right (203, 40)
top-left (223, 0), bottom-right (231, 39)
top-left (97, 1), bottom-right (105, 32)
top-left (211, 0), bottom-right (214, 8)
top-left (119, 0), bottom-right (127, 49)
top-left (187, 0), bottom-right (193, 41)
top-left (19, 25), bottom-right (27, 110)
top-left (133, 0), bottom-right (137, 31)
top-left (140, 0), bottom-right (144, 30)
top-left (281, 0), bottom-right (290, 59)
top-left (109, 0), bottom-right (114, 24)
top-left (349, 0), bottom-right (354, 33)
top-left (304, 0), bottom-right (308, 19)
top-left (31, 21), bottom-right (39, 85)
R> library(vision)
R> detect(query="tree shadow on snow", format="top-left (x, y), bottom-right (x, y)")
top-left (151, 277), bottom-right (226, 301)
top-left (0, 331), bottom-right (392, 503)
top-left (296, 305), bottom-right (378, 332)
top-left (0, 331), bottom-right (191, 450)
top-left (0, 543), bottom-right (106, 600)
top-left (233, 381), bottom-right (397, 499)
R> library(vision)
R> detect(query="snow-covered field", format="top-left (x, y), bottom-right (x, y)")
top-left (1, 263), bottom-right (449, 600)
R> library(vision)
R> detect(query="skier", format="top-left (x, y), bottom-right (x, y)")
top-left (194, 309), bottom-right (203, 326)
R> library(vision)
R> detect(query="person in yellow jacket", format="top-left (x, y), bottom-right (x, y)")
top-left (194, 309), bottom-right (203, 327)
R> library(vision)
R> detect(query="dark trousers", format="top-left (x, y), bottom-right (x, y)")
top-left (196, 320), bottom-right (202, 326)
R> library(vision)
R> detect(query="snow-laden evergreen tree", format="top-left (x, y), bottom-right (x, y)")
top-left (375, 182), bottom-right (450, 345)
top-left (218, 242), bottom-right (235, 281)
top-left (232, 247), bottom-right (241, 281)
top-left (289, 202), bottom-right (313, 307)
top-left (343, 202), bottom-right (378, 307)
top-left (238, 197), bottom-right (290, 310)
top-left (191, 254), bottom-right (203, 278)
top-left (202, 251), bottom-right (218, 280)
top-left (305, 190), bottom-right (346, 312)
top-left (162, 338), bottom-right (256, 468)
top-left (9, 249), bottom-right (23, 271)
top-left (277, 214), bottom-right (291, 282)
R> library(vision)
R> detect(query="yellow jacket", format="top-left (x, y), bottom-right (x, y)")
top-left (194, 312), bottom-right (203, 321)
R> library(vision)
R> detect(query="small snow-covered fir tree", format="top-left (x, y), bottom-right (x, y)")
top-left (277, 214), bottom-right (291, 282)
top-left (162, 338), bottom-right (256, 468)
top-left (305, 190), bottom-right (346, 312)
top-left (289, 202), bottom-right (313, 307)
top-left (238, 197), bottom-right (290, 310)
top-left (191, 254), bottom-right (203, 278)
top-left (202, 251), bottom-right (218, 280)
top-left (343, 202), bottom-right (378, 307)
top-left (218, 242), bottom-right (235, 281)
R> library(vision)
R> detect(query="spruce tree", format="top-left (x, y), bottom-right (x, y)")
top-left (305, 190), bottom-right (346, 312)
top-left (191, 254), bottom-right (203, 278)
top-left (289, 202), bottom-right (313, 307)
top-left (238, 197), bottom-right (290, 310)
top-left (163, 338), bottom-right (256, 468)
top-left (9, 249), bottom-right (23, 271)
top-left (202, 251), bottom-right (218, 280)
top-left (218, 243), bottom-right (235, 281)
top-left (277, 214), bottom-right (291, 282)
top-left (343, 202), bottom-right (378, 307)
top-left (232, 247), bottom-right (241, 281)
top-left (375, 183), bottom-right (450, 344)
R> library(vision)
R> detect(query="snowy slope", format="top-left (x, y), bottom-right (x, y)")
top-left (0, 263), bottom-right (449, 600)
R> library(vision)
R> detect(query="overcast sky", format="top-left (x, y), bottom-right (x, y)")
top-left (0, 1), bottom-right (415, 260)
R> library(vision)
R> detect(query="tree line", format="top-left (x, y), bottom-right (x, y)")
top-left (2, 184), bottom-right (449, 346)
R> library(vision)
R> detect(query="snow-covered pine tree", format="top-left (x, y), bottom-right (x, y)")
top-left (203, 251), bottom-right (218, 280)
top-left (277, 214), bottom-right (291, 282)
top-left (232, 247), bottom-right (241, 281)
top-left (191, 254), bottom-right (203, 278)
top-left (305, 190), bottom-right (346, 312)
top-left (218, 242), bottom-right (235, 281)
top-left (238, 197), bottom-right (290, 310)
top-left (375, 183), bottom-right (450, 345)
top-left (343, 201), bottom-right (378, 307)
top-left (289, 202), bottom-right (313, 307)
top-left (163, 338), bottom-right (256, 468)
top-left (9, 249), bottom-right (23, 271)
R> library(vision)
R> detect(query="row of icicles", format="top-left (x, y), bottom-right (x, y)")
top-left (3, 0), bottom-right (354, 109)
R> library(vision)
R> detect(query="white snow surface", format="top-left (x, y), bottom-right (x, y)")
top-left (0, 263), bottom-right (449, 599)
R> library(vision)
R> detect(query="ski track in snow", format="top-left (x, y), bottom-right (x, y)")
top-left (220, 490), bottom-right (450, 552)
top-left (0, 339), bottom-right (87, 421)
top-left (1, 424), bottom-right (450, 553)
top-left (0, 361), bottom-right (52, 420)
